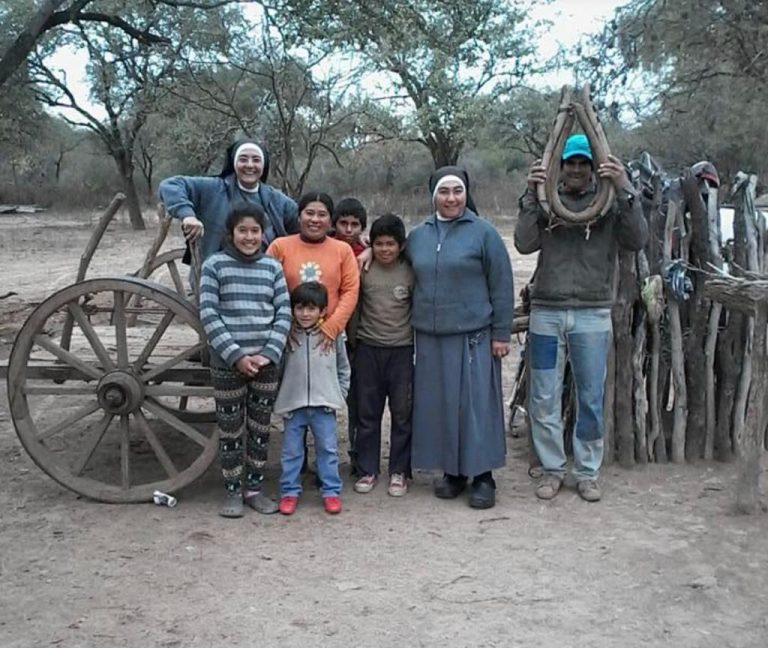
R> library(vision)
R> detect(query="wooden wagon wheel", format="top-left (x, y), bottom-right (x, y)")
top-left (7, 277), bottom-right (218, 503)
top-left (135, 247), bottom-right (190, 301)
top-left (128, 247), bottom-right (213, 423)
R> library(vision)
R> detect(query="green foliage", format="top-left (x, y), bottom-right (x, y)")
top-left (267, 0), bottom-right (549, 167)
top-left (583, 0), bottom-right (768, 182)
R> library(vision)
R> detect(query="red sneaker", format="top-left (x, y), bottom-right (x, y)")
top-left (278, 495), bottom-right (298, 515)
top-left (323, 496), bottom-right (342, 514)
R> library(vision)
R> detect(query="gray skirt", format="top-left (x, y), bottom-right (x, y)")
top-left (411, 328), bottom-right (506, 477)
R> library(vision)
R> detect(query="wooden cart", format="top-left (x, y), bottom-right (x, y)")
top-left (2, 197), bottom-right (218, 503)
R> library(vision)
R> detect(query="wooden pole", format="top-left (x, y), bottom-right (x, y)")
top-left (680, 174), bottom-right (712, 460)
top-left (603, 334), bottom-right (616, 467)
top-left (645, 274), bottom-right (665, 462)
top-left (135, 203), bottom-right (172, 281)
top-left (615, 251), bottom-right (637, 467)
top-left (60, 193), bottom-right (126, 351)
top-left (703, 186), bottom-right (724, 460)
top-left (126, 203), bottom-right (174, 326)
top-left (705, 277), bottom-right (768, 513)
top-left (663, 190), bottom-right (688, 463)
top-left (731, 174), bottom-right (759, 457)
top-left (632, 308), bottom-right (648, 464)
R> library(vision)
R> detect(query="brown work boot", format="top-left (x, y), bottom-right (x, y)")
top-left (577, 479), bottom-right (602, 502)
top-left (535, 474), bottom-right (563, 500)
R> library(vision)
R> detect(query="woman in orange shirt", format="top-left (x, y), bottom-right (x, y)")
top-left (267, 192), bottom-right (360, 348)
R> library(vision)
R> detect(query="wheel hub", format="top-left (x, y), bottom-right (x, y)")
top-left (97, 371), bottom-right (145, 414)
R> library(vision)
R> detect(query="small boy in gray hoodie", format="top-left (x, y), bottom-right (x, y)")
top-left (274, 282), bottom-right (351, 515)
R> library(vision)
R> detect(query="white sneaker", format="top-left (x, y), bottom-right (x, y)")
top-left (387, 473), bottom-right (408, 497)
top-left (354, 474), bottom-right (377, 494)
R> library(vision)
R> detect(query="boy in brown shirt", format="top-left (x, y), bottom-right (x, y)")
top-left (350, 214), bottom-right (414, 497)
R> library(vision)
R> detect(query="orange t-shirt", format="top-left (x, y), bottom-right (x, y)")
top-left (267, 235), bottom-right (360, 340)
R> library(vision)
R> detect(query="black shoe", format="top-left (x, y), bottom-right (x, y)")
top-left (434, 474), bottom-right (467, 499)
top-left (469, 479), bottom-right (496, 509)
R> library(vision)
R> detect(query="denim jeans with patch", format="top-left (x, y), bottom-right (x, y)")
top-left (280, 406), bottom-right (342, 497)
top-left (528, 307), bottom-right (612, 481)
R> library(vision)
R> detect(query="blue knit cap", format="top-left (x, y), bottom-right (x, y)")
top-left (562, 133), bottom-right (593, 162)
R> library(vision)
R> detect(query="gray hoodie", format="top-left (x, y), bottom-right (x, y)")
top-left (273, 329), bottom-right (351, 414)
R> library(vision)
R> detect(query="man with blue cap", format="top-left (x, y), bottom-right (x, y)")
top-left (514, 134), bottom-right (647, 503)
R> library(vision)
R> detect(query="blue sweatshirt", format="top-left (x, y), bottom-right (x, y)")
top-left (159, 174), bottom-right (299, 259)
top-left (406, 209), bottom-right (514, 340)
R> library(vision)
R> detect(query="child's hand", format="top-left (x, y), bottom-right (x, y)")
top-left (357, 247), bottom-right (373, 272)
top-left (235, 355), bottom-right (261, 377)
top-left (251, 354), bottom-right (271, 368)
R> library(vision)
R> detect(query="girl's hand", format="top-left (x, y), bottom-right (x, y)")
top-left (251, 354), bottom-right (271, 369)
top-left (235, 355), bottom-right (260, 377)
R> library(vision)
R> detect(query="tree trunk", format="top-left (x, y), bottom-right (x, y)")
top-left (426, 130), bottom-right (462, 168)
top-left (0, 0), bottom-right (72, 87)
top-left (115, 153), bottom-right (145, 230)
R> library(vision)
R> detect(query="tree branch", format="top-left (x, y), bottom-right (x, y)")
top-left (73, 13), bottom-right (170, 45)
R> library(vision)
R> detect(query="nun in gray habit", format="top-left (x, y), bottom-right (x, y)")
top-left (407, 166), bottom-right (514, 509)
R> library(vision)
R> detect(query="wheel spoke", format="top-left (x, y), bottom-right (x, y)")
top-left (132, 309), bottom-right (175, 372)
top-left (72, 412), bottom-right (114, 476)
top-left (134, 409), bottom-right (179, 478)
top-left (145, 385), bottom-right (213, 397)
top-left (24, 384), bottom-right (97, 395)
top-left (140, 342), bottom-right (206, 383)
top-left (120, 415), bottom-right (130, 489)
top-left (67, 302), bottom-right (115, 371)
top-left (143, 399), bottom-right (209, 447)
top-left (167, 260), bottom-right (186, 297)
top-left (34, 334), bottom-right (103, 381)
top-left (113, 290), bottom-right (129, 368)
top-left (37, 400), bottom-right (101, 441)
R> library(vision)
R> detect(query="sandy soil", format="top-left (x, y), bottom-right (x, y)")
top-left (1, 208), bottom-right (767, 648)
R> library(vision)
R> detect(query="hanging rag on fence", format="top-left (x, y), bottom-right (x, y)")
top-left (663, 259), bottom-right (693, 301)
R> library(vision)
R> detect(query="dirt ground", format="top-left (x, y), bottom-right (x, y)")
top-left (1, 208), bottom-right (767, 648)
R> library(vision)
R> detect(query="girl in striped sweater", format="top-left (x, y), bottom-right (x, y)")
top-left (199, 203), bottom-right (292, 518)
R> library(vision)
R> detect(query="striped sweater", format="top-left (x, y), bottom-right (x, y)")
top-left (199, 250), bottom-right (292, 367)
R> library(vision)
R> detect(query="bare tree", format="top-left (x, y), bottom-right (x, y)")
top-left (0, 0), bottom-right (247, 87)
top-left (26, 2), bottom-right (236, 228)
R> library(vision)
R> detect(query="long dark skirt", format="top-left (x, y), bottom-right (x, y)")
top-left (411, 328), bottom-right (506, 477)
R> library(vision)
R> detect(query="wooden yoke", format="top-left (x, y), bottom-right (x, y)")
top-left (537, 84), bottom-right (615, 226)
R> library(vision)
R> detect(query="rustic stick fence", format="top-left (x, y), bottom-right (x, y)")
top-left (599, 160), bottom-right (768, 511)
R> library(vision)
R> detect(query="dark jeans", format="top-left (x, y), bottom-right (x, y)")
top-left (346, 341), bottom-right (360, 473)
top-left (354, 343), bottom-right (413, 476)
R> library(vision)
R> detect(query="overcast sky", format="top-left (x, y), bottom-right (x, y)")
top-left (48, 0), bottom-right (629, 117)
